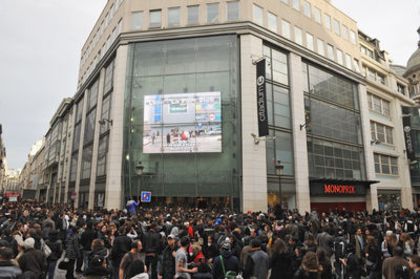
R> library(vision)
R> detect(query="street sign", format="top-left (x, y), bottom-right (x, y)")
top-left (140, 191), bottom-right (152, 203)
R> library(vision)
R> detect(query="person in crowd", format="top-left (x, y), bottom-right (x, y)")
top-left (293, 251), bottom-right (322, 279)
top-left (269, 238), bottom-right (293, 279)
top-left (143, 223), bottom-right (161, 279)
top-left (365, 235), bottom-right (381, 279)
top-left (409, 255), bottom-right (420, 279)
top-left (81, 221), bottom-right (99, 271)
top-left (212, 241), bottom-right (240, 279)
top-left (175, 236), bottom-right (197, 279)
top-left (382, 246), bottom-right (411, 279)
top-left (45, 229), bottom-right (62, 279)
top-left (110, 226), bottom-right (132, 279)
top-left (64, 226), bottom-right (81, 279)
top-left (84, 255), bottom-right (112, 279)
top-left (159, 234), bottom-right (177, 279)
top-left (243, 239), bottom-right (269, 279)
top-left (119, 240), bottom-right (145, 279)
top-left (126, 259), bottom-right (149, 279)
top-left (0, 247), bottom-right (22, 279)
top-left (18, 237), bottom-right (47, 279)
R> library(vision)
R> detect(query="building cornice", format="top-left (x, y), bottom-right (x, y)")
top-left (75, 21), bottom-right (366, 98)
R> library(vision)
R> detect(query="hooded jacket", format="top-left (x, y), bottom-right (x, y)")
top-left (212, 249), bottom-right (240, 279)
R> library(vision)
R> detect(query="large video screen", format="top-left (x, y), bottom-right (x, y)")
top-left (143, 92), bottom-right (222, 153)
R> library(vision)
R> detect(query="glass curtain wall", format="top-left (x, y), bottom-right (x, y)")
top-left (124, 35), bottom-right (241, 209)
top-left (303, 62), bottom-right (365, 180)
top-left (263, 44), bottom-right (295, 208)
top-left (79, 79), bottom-right (99, 208)
top-left (95, 59), bottom-right (114, 209)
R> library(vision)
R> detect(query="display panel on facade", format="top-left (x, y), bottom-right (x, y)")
top-left (143, 92), bottom-right (222, 153)
top-left (256, 59), bottom-right (269, 137)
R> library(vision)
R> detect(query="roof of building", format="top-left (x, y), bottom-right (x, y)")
top-left (405, 26), bottom-right (420, 77)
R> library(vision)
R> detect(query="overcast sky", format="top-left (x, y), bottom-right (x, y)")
top-left (0, 0), bottom-right (419, 170)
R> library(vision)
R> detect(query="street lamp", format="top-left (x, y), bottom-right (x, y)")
top-left (135, 162), bottom-right (144, 199)
top-left (275, 160), bottom-right (284, 206)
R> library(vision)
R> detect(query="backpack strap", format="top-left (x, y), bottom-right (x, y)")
top-left (219, 255), bottom-right (226, 276)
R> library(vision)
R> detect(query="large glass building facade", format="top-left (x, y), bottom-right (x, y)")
top-left (123, 35), bottom-right (242, 208)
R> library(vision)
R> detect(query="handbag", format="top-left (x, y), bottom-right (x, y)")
top-left (58, 259), bottom-right (69, 270)
top-left (41, 239), bottom-right (52, 257)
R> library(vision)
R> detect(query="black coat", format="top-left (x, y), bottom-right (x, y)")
top-left (18, 248), bottom-right (47, 278)
top-left (270, 252), bottom-right (293, 279)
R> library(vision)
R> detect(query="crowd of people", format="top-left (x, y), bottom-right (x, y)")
top-left (1, 201), bottom-right (420, 279)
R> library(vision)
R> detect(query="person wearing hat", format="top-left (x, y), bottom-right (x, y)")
top-left (17, 237), bottom-right (47, 279)
top-left (212, 241), bottom-right (239, 279)
top-left (159, 234), bottom-right (177, 279)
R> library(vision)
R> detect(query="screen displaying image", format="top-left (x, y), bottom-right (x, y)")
top-left (143, 92), bottom-right (222, 153)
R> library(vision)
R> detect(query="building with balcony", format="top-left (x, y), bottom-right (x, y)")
top-left (22, 0), bottom-right (417, 212)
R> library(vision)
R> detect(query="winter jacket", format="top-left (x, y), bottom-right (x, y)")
top-left (212, 250), bottom-right (240, 279)
top-left (18, 248), bottom-right (47, 279)
top-left (142, 230), bottom-right (162, 254)
top-left (80, 229), bottom-right (98, 251)
top-left (65, 234), bottom-right (81, 260)
top-left (160, 245), bottom-right (176, 279)
top-left (270, 252), bottom-right (293, 279)
top-left (0, 261), bottom-right (22, 279)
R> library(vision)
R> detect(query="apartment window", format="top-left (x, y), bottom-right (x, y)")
top-left (268, 12), bottom-right (278, 32)
top-left (188, 5), bottom-right (199, 25)
top-left (131, 11), bottom-right (143, 30)
top-left (361, 45), bottom-right (374, 59)
top-left (397, 83), bottom-right (406, 95)
top-left (374, 154), bottom-right (398, 175)
top-left (292, 0), bottom-right (300, 11)
top-left (333, 19), bottom-right (340, 35)
top-left (168, 7), bottom-right (180, 27)
top-left (317, 39), bottom-right (325, 56)
top-left (326, 44), bottom-right (334, 60)
top-left (294, 26), bottom-right (303, 45)
top-left (371, 122), bottom-right (393, 144)
top-left (336, 49), bottom-right (343, 65)
top-left (149, 9), bottom-right (161, 28)
top-left (324, 14), bottom-right (331, 30)
top-left (281, 20), bottom-right (291, 39)
top-left (227, 1), bottom-right (240, 21)
top-left (303, 1), bottom-right (311, 17)
top-left (313, 7), bottom-right (321, 23)
top-left (345, 54), bottom-right (352, 69)
top-left (365, 66), bottom-right (386, 85)
top-left (350, 30), bottom-right (357, 44)
top-left (367, 93), bottom-right (391, 117)
top-left (342, 25), bottom-right (349, 40)
top-left (253, 4), bottom-right (264, 25)
top-left (207, 3), bottom-right (219, 23)
top-left (353, 59), bottom-right (361, 73)
top-left (306, 33), bottom-right (314, 51)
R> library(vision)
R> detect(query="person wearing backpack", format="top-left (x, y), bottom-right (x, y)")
top-left (119, 240), bottom-right (145, 279)
top-left (212, 241), bottom-right (239, 279)
top-left (243, 239), bottom-right (269, 279)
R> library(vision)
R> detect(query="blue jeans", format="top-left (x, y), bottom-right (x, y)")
top-left (47, 260), bottom-right (57, 279)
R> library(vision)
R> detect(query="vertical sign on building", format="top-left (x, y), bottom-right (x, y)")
top-left (402, 113), bottom-right (416, 161)
top-left (256, 59), bottom-right (269, 137)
